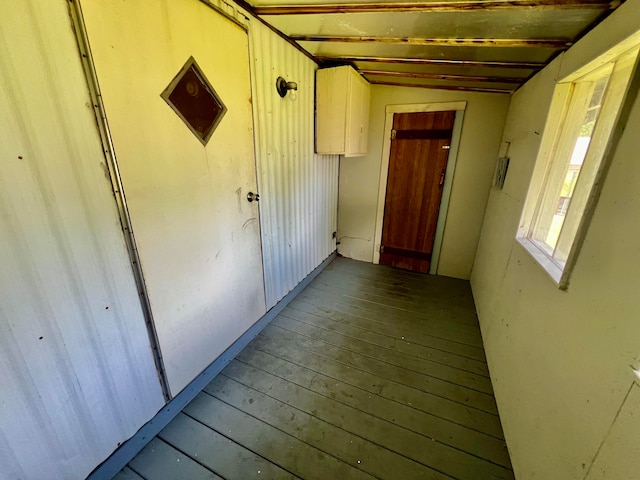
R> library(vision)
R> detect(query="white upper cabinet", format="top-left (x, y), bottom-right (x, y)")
top-left (316, 66), bottom-right (370, 157)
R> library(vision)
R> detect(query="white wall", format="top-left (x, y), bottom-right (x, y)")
top-left (248, 21), bottom-right (339, 309)
top-left (338, 85), bottom-right (510, 279)
top-left (0, 0), bottom-right (340, 478)
top-left (0, 2), bottom-right (164, 479)
top-left (471, 1), bottom-right (640, 478)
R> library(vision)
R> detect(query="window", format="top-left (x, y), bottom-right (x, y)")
top-left (517, 45), bottom-right (639, 288)
top-left (161, 56), bottom-right (227, 145)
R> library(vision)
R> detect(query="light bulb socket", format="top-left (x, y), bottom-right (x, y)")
top-left (276, 76), bottom-right (298, 98)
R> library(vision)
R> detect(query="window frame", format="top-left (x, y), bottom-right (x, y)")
top-left (160, 56), bottom-right (227, 146)
top-left (517, 44), bottom-right (640, 290)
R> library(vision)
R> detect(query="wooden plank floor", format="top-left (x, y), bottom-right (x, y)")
top-left (116, 257), bottom-right (513, 480)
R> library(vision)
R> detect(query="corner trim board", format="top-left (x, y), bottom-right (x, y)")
top-left (68, 0), bottom-right (172, 401)
top-left (85, 252), bottom-right (336, 480)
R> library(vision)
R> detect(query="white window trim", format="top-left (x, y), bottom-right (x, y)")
top-left (518, 238), bottom-right (564, 284)
top-left (517, 44), bottom-right (640, 290)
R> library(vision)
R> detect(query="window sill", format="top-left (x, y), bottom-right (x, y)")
top-left (516, 237), bottom-right (567, 289)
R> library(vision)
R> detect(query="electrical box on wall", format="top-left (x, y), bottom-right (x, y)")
top-left (316, 65), bottom-right (370, 157)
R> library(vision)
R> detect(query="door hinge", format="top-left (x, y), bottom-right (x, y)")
top-left (380, 245), bottom-right (385, 253)
top-left (391, 130), bottom-right (397, 140)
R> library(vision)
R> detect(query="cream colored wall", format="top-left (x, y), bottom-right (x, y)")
top-left (471, 1), bottom-right (640, 478)
top-left (0, 0), bottom-right (336, 478)
top-left (338, 85), bottom-right (510, 279)
top-left (0, 2), bottom-right (164, 479)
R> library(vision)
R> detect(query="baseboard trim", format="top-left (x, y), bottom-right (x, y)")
top-left (86, 252), bottom-right (336, 480)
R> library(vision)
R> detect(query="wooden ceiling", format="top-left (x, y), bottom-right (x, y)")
top-left (238, 0), bottom-right (624, 93)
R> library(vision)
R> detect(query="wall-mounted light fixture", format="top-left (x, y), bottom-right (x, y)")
top-left (276, 76), bottom-right (297, 101)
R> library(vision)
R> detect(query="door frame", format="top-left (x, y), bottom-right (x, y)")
top-left (373, 101), bottom-right (466, 274)
top-left (69, 0), bottom-right (171, 401)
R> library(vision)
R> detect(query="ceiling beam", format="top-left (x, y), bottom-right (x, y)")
top-left (255, 0), bottom-right (618, 15)
top-left (292, 35), bottom-right (571, 48)
top-left (370, 80), bottom-right (513, 93)
top-left (359, 69), bottom-right (525, 83)
top-left (316, 55), bottom-right (544, 69)
top-left (231, 0), bottom-right (317, 62)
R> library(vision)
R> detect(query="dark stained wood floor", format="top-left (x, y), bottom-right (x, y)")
top-left (115, 257), bottom-right (513, 480)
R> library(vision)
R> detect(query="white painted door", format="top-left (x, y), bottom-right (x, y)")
top-left (82, 0), bottom-right (267, 395)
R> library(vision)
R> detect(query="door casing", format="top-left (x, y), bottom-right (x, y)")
top-left (373, 102), bottom-right (466, 274)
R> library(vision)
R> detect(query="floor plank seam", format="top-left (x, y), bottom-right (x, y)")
top-left (277, 310), bottom-right (492, 379)
top-left (292, 294), bottom-right (487, 350)
top-left (286, 301), bottom-right (487, 357)
top-left (199, 390), bottom-right (383, 479)
top-left (177, 411), bottom-right (304, 480)
top-left (317, 286), bottom-right (469, 304)
top-left (286, 299), bottom-right (478, 336)
top-left (231, 357), bottom-right (512, 470)
top-left (126, 464), bottom-right (147, 480)
top-left (311, 286), bottom-right (476, 313)
top-left (309, 282), bottom-right (475, 318)
top-left (245, 343), bottom-right (506, 441)
top-left (120, 258), bottom-right (513, 480)
top-left (155, 436), bottom-right (229, 480)
top-left (307, 284), bottom-right (480, 328)
top-left (272, 314), bottom-right (494, 395)
top-left (264, 324), bottom-right (500, 412)
top-left (319, 268), bottom-right (471, 292)
top-left (319, 266), bottom-right (463, 285)
top-left (217, 373), bottom-right (463, 480)
top-left (310, 287), bottom-right (480, 329)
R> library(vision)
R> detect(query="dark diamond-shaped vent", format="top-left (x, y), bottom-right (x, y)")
top-left (161, 57), bottom-right (226, 145)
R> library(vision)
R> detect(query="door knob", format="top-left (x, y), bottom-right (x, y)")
top-left (247, 192), bottom-right (260, 202)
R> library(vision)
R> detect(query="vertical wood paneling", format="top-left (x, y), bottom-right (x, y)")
top-left (248, 21), bottom-right (339, 308)
top-left (0, 3), bottom-right (164, 480)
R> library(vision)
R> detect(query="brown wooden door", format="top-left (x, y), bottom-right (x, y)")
top-left (380, 111), bottom-right (455, 273)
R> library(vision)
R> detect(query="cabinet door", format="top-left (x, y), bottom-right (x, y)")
top-left (316, 68), bottom-right (348, 154)
top-left (359, 80), bottom-right (371, 154)
top-left (346, 73), bottom-right (364, 156)
top-left (317, 66), bottom-right (368, 156)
